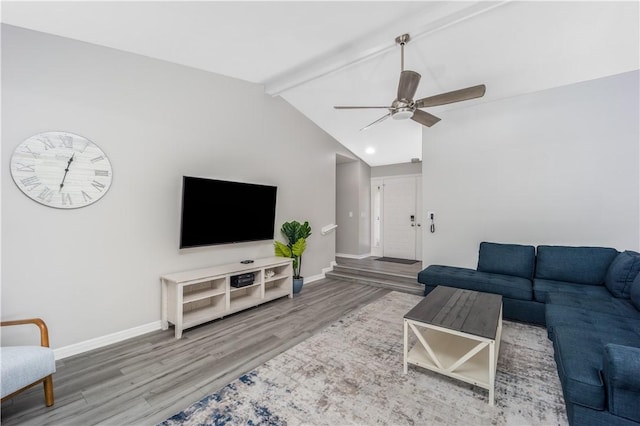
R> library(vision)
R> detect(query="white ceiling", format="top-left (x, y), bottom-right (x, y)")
top-left (2, 1), bottom-right (639, 166)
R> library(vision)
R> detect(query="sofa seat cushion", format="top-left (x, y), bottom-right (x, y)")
top-left (535, 245), bottom-right (618, 285)
top-left (417, 265), bottom-right (532, 300)
top-left (546, 304), bottom-right (640, 340)
top-left (552, 325), bottom-right (640, 411)
top-left (605, 250), bottom-right (640, 298)
top-left (631, 273), bottom-right (640, 311)
top-left (0, 346), bottom-right (56, 398)
top-left (533, 278), bottom-right (611, 303)
top-left (546, 292), bottom-right (640, 318)
top-left (477, 242), bottom-right (536, 279)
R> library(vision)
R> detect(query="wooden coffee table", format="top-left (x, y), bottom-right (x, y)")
top-left (403, 286), bottom-right (503, 405)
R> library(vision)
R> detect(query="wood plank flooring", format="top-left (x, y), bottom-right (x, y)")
top-left (1, 279), bottom-right (389, 426)
top-left (336, 256), bottom-right (423, 276)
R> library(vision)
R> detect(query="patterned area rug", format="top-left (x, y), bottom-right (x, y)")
top-left (159, 292), bottom-right (567, 425)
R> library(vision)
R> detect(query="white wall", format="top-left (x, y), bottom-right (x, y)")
top-left (1, 25), bottom-right (356, 349)
top-left (371, 162), bottom-right (421, 178)
top-left (422, 70), bottom-right (640, 268)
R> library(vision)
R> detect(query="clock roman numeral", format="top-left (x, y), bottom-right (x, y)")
top-left (37, 187), bottom-right (54, 203)
top-left (20, 176), bottom-right (41, 191)
top-left (15, 162), bottom-right (35, 172)
top-left (58, 134), bottom-right (73, 149)
top-left (81, 191), bottom-right (93, 202)
top-left (94, 170), bottom-right (110, 177)
top-left (38, 137), bottom-right (55, 150)
top-left (91, 155), bottom-right (105, 163)
top-left (61, 192), bottom-right (73, 206)
top-left (74, 140), bottom-right (89, 153)
top-left (21, 146), bottom-right (41, 159)
top-left (91, 180), bottom-right (106, 192)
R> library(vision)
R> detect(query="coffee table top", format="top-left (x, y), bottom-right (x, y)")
top-left (404, 286), bottom-right (502, 339)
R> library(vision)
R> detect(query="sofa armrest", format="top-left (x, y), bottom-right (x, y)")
top-left (603, 343), bottom-right (640, 422)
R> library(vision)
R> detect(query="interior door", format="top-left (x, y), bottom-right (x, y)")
top-left (383, 176), bottom-right (418, 259)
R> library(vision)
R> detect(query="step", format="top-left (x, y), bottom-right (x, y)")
top-left (332, 265), bottom-right (418, 285)
top-left (325, 271), bottom-right (424, 296)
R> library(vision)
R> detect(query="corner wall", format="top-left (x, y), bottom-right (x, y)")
top-left (336, 160), bottom-right (371, 257)
top-left (422, 71), bottom-right (640, 268)
top-left (1, 25), bottom-right (355, 350)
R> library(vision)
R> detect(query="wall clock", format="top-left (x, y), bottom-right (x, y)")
top-left (10, 132), bottom-right (113, 209)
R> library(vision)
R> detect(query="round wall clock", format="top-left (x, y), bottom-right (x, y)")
top-left (10, 132), bottom-right (113, 209)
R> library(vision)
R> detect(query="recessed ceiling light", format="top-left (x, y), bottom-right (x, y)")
top-left (365, 147), bottom-right (375, 155)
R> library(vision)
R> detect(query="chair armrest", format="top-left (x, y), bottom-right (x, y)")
top-left (603, 344), bottom-right (640, 421)
top-left (1, 318), bottom-right (50, 347)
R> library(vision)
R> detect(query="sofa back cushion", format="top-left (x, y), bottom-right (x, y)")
top-left (605, 251), bottom-right (640, 298)
top-left (630, 273), bottom-right (640, 311)
top-left (477, 242), bottom-right (536, 280)
top-left (535, 245), bottom-right (618, 285)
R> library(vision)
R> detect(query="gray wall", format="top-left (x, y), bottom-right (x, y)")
top-left (358, 161), bottom-right (371, 254)
top-left (422, 70), bottom-right (640, 268)
top-left (335, 160), bottom-right (370, 256)
top-left (1, 25), bottom-right (356, 349)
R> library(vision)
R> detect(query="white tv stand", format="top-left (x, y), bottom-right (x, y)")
top-left (160, 256), bottom-right (293, 338)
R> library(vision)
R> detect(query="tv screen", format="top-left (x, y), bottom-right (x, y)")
top-left (180, 176), bottom-right (277, 249)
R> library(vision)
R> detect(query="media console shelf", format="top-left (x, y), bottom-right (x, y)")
top-left (161, 256), bottom-right (293, 338)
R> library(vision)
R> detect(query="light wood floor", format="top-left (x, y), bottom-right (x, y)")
top-left (1, 279), bottom-right (389, 425)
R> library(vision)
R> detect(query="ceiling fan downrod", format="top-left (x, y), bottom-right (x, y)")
top-left (395, 33), bottom-right (410, 72)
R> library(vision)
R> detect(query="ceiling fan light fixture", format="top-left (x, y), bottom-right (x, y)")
top-left (392, 108), bottom-right (414, 120)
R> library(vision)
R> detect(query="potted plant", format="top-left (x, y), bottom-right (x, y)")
top-left (274, 220), bottom-right (312, 294)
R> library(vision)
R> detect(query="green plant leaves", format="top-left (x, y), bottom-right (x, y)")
top-left (280, 221), bottom-right (312, 246)
top-left (274, 241), bottom-right (292, 258)
top-left (291, 238), bottom-right (306, 257)
top-left (274, 220), bottom-right (312, 279)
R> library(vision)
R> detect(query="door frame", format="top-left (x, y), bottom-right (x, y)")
top-left (370, 174), bottom-right (422, 259)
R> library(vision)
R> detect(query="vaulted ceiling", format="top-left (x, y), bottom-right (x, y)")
top-left (2, 1), bottom-right (638, 166)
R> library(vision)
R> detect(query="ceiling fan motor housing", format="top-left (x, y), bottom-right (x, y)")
top-left (391, 99), bottom-right (414, 120)
top-left (392, 108), bottom-right (414, 120)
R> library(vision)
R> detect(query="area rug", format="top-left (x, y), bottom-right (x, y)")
top-left (375, 257), bottom-right (418, 265)
top-left (159, 292), bottom-right (568, 425)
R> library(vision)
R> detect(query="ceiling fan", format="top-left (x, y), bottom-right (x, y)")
top-left (334, 34), bottom-right (486, 131)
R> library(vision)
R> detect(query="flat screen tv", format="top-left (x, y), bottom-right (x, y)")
top-left (180, 176), bottom-right (277, 249)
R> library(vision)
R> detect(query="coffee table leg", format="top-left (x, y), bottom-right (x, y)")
top-left (403, 319), bottom-right (408, 374)
top-left (489, 339), bottom-right (495, 406)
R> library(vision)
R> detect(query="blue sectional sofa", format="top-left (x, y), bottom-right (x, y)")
top-left (417, 242), bottom-right (640, 426)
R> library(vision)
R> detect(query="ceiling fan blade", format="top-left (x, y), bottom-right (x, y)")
top-left (360, 113), bottom-right (391, 131)
top-left (411, 109), bottom-right (441, 127)
top-left (415, 84), bottom-right (486, 108)
top-left (397, 70), bottom-right (421, 102)
top-left (334, 106), bottom-right (390, 109)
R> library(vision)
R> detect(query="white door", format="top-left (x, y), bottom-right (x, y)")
top-left (383, 176), bottom-right (420, 260)
top-left (415, 178), bottom-right (423, 259)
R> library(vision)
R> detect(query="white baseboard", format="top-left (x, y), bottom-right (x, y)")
top-left (304, 260), bottom-right (338, 285)
top-left (335, 252), bottom-right (371, 260)
top-left (53, 259), bottom-right (342, 360)
top-left (53, 321), bottom-right (162, 360)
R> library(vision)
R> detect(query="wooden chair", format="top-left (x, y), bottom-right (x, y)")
top-left (1, 318), bottom-right (55, 406)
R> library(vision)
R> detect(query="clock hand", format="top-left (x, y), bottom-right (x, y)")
top-left (59, 153), bottom-right (75, 191)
